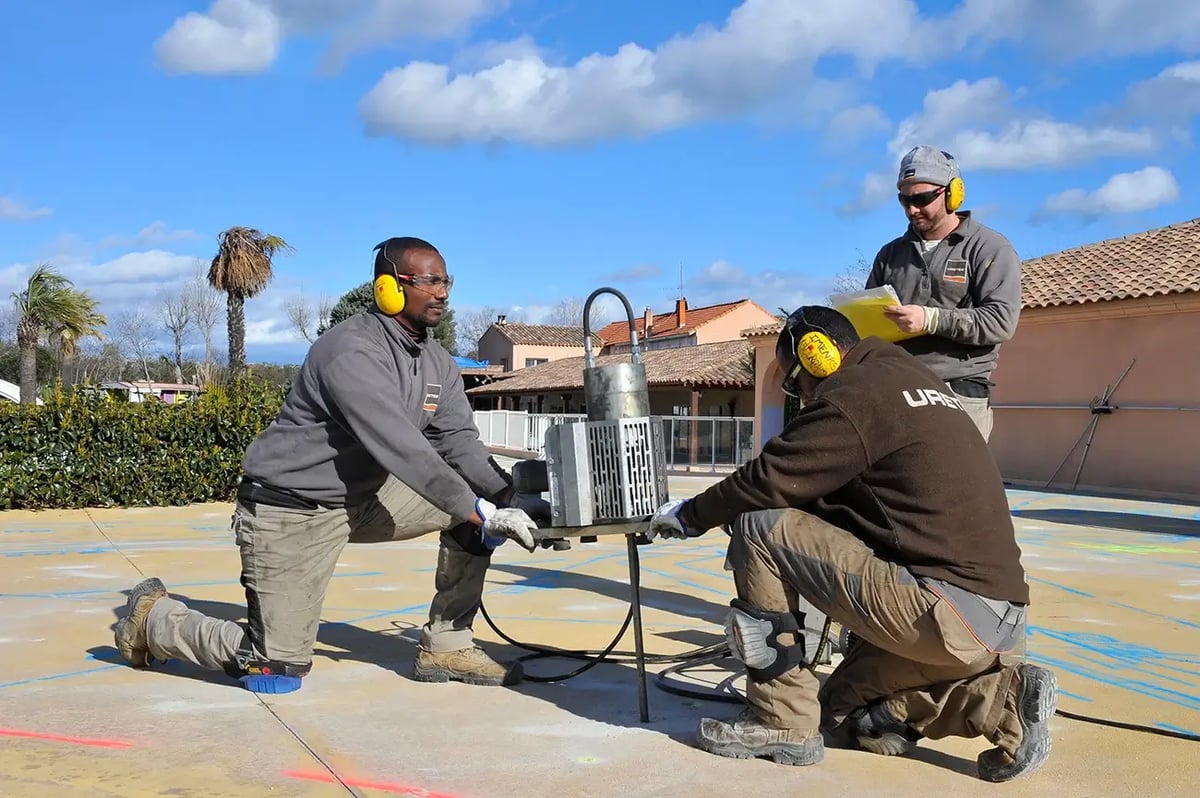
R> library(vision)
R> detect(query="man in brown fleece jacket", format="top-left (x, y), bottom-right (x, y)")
top-left (647, 305), bottom-right (1057, 783)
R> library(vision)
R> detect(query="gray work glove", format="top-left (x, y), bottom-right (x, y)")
top-left (646, 499), bottom-right (704, 541)
top-left (476, 498), bottom-right (538, 552)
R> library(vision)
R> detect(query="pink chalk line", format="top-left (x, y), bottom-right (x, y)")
top-left (0, 728), bottom-right (135, 749)
top-left (284, 769), bottom-right (460, 797)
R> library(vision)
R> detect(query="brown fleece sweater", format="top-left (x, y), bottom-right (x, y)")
top-left (680, 337), bottom-right (1029, 604)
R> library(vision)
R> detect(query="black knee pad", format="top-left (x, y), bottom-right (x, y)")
top-left (725, 598), bottom-right (807, 683)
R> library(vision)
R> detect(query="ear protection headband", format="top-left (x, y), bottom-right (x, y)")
top-left (373, 242), bottom-right (406, 316)
top-left (785, 309), bottom-right (842, 383)
top-left (941, 150), bottom-right (964, 212)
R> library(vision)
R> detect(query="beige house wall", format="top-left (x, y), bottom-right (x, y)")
top-left (693, 303), bottom-right (778, 345)
top-left (989, 293), bottom-right (1200, 500)
top-left (476, 327), bottom-right (585, 372)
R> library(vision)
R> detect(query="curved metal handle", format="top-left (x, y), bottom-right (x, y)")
top-left (583, 286), bottom-right (640, 368)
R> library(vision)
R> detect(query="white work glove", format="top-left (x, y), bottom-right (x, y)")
top-left (646, 499), bottom-right (703, 541)
top-left (508, 493), bottom-right (552, 525)
top-left (476, 498), bottom-right (538, 553)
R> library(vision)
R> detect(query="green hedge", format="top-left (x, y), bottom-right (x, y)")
top-left (0, 379), bottom-right (287, 510)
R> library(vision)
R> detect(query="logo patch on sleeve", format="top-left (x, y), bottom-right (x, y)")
top-left (422, 383), bottom-right (442, 412)
top-left (943, 259), bottom-right (968, 284)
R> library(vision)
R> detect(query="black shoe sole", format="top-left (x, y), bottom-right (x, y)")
top-left (979, 664), bottom-right (1058, 782)
top-left (412, 663), bottom-right (523, 687)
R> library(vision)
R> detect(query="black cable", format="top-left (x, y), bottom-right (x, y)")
top-left (479, 537), bottom-right (1200, 743)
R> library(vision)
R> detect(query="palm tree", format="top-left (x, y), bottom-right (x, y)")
top-left (207, 226), bottom-right (293, 376)
top-left (11, 264), bottom-right (107, 403)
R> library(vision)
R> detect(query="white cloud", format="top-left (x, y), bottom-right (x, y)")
top-left (826, 104), bottom-right (890, 142)
top-left (690, 259), bottom-right (829, 314)
top-left (0, 197), bottom-right (52, 221)
top-left (154, 0), bottom-right (282, 76)
top-left (358, 0), bottom-right (932, 146)
top-left (845, 77), bottom-right (1159, 213)
top-left (1121, 60), bottom-right (1200, 126)
top-left (98, 222), bottom-right (200, 250)
top-left (154, 0), bottom-right (504, 76)
top-left (940, 0), bottom-right (1200, 59)
top-left (1039, 166), bottom-right (1181, 219)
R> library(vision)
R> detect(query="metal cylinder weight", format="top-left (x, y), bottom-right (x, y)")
top-left (581, 287), bottom-right (651, 422)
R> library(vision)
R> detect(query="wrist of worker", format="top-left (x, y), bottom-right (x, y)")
top-left (676, 501), bottom-right (706, 537)
top-left (922, 306), bottom-right (941, 334)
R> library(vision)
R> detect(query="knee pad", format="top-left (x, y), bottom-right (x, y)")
top-left (224, 649), bottom-right (311, 694)
top-left (725, 598), bottom-right (807, 683)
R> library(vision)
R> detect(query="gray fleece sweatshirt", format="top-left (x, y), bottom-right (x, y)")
top-left (866, 212), bottom-right (1022, 384)
top-left (241, 311), bottom-right (511, 522)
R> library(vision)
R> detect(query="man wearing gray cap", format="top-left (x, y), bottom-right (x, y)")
top-left (865, 146), bottom-right (1022, 441)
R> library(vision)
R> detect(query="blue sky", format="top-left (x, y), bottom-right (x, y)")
top-left (2, 0), bottom-right (1198, 365)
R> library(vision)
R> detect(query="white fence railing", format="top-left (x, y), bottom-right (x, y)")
top-left (473, 410), bottom-right (754, 469)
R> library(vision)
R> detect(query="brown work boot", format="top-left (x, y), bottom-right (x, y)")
top-left (695, 707), bottom-right (825, 766)
top-left (412, 646), bottom-right (523, 686)
top-left (978, 664), bottom-right (1058, 782)
top-left (114, 577), bottom-right (168, 667)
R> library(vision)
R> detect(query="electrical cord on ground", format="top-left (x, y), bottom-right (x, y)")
top-left (478, 534), bottom-right (1200, 743)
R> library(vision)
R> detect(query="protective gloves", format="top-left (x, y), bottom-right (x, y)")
top-left (646, 498), bottom-right (705, 541)
top-left (476, 498), bottom-right (538, 552)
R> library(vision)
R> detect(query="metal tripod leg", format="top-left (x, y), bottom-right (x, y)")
top-left (626, 532), bottom-right (650, 723)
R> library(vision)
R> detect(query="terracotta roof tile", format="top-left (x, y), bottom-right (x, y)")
top-left (491, 323), bottom-right (601, 347)
top-left (742, 321), bottom-right (785, 338)
top-left (596, 299), bottom-right (761, 345)
top-left (1021, 217), bottom-right (1200, 308)
top-left (465, 340), bottom-right (754, 395)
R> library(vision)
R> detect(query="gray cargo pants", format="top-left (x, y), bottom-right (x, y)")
top-left (725, 508), bottom-right (1028, 757)
top-left (144, 475), bottom-right (490, 675)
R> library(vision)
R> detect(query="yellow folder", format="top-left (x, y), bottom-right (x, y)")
top-left (828, 286), bottom-right (926, 343)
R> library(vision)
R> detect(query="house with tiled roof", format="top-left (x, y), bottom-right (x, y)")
top-left (476, 316), bottom-right (604, 374)
top-left (596, 297), bottom-right (778, 352)
top-left (988, 216), bottom-right (1200, 500)
top-left (741, 217), bottom-right (1200, 500)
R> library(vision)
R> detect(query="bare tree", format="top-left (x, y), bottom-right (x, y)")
top-left (286, 292), bottom-right (333, 343)
top-left (456, 305), bottom-right (502, 358)
top-left (186, 261), bottom-right (222, 363)
top-left (114, 309), bottom-right (157, 381)
top-left (0, 305), bottom-right (17, 343)
top-left (76, 337), bottom-right (124, 384)
top-left (832, 250), bottom-right (874, 295)
top-left (546, 296), bottom-right (615, 328)
top-left (159, 286), bottom-right (192, 383)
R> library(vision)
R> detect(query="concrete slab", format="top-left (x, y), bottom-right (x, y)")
top-left (1, 480), bottom-right (1197, 797)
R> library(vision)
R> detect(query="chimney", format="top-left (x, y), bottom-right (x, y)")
top-left (675, 297), bottom-right (687, 328)
top-left (496, 314), bottom-right (507, 325)
top-left (643, 306), bottom-right (653, 338)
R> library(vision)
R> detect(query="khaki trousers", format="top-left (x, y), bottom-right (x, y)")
top-left (146, 475), bottom-right (491, 673)
top-left (725, 508), bottom-right (1024, 754)
top-left (949, 386), bottom-right (993, 442)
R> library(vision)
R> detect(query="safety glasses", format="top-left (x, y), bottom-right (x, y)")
top-left (396, 273), bottom-right (454, 292)
top-left (897, 187), bottom-right (945, 208)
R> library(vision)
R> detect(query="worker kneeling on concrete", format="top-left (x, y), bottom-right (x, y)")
top-left (647, 305), bottom-right (1056, 783)
top-left (113, 237), bottom-right (547, 693)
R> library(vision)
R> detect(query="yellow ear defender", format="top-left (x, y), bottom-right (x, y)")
top-left (945, 175), bottom-right (965, 212)
top-left (796, 330), bottom-right (842, 378)
top-left (941, 150), bottom-right (964, 212)
top-left (374, 273), bottom-right (406, 315)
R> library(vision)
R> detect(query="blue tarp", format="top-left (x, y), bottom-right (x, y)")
top-left (454, 356), bottom-right (490, 368)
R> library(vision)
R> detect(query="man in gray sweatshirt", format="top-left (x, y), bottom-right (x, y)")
top-left (866, 146), bottom-right (1023, 441)
top-left (113, 236), bottom-right (547, 693)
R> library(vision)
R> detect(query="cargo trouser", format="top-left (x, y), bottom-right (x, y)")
top-left (947, 383), bottom-right (993, 442)
top-left (725, 508), bottom-right (1027, 756)
top-left (144, 475), bottom-right (492, 674)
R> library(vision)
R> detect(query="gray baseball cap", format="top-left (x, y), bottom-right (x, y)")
top-left (897, 146), bottom-right (961, 188)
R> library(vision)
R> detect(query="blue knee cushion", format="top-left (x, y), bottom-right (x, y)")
top-left (239, 674), bottom-right (303, 694)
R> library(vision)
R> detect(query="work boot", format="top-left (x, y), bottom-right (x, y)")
top-left (851, 703), bottom-right (923, 756)
top-left (412, 646), bottom-right (523, 687)
top-left (114, 577), bottom-right (168, 667)
top-left (695, 707), bottom-right (825, 766)
top-left (978, 664), bottom-right (1058, 782)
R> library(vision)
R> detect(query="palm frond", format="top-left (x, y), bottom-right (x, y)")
top-left (207, 226), bottom-right (294, 299)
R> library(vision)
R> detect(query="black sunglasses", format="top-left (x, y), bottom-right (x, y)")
top-left (898, 187), bottom-right (945, 208)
